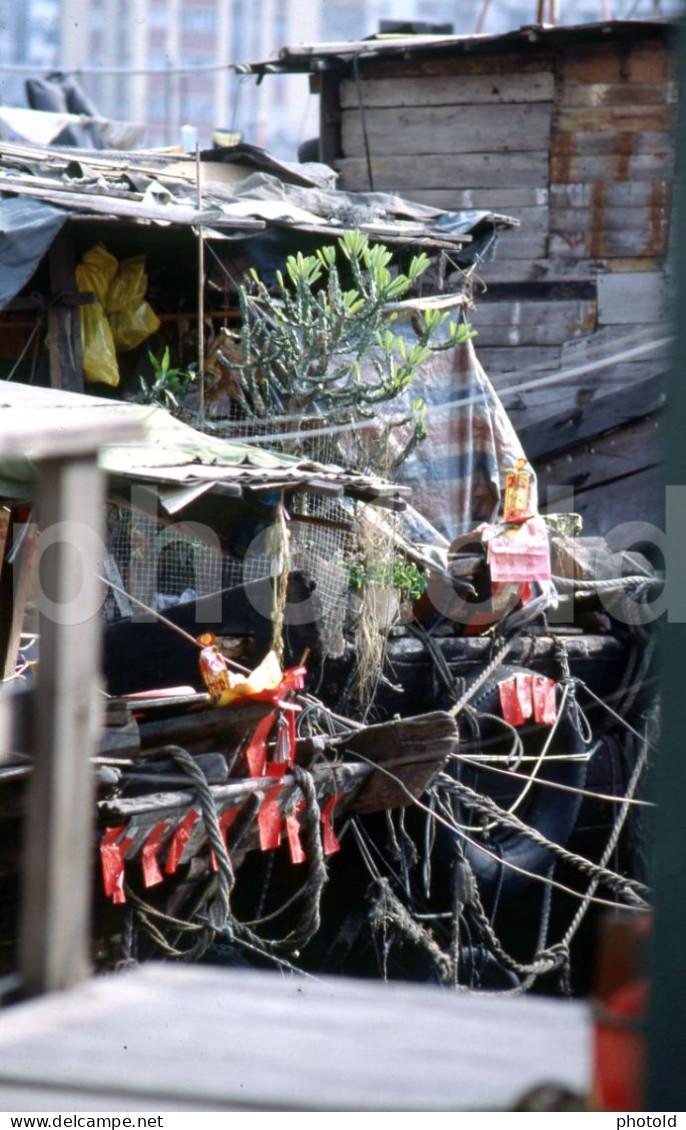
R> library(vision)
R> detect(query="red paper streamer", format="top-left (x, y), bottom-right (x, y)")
top-left (210, 806), bottom-right (241, 872)
top-left (321, 793), bottom-right (343, 856)
top-left (533, 674), bottom-right (558, 725)
top-left (100, 825), bottom-right (134, 904)
top-left (165, 808), bottom-right (200, 875)
top-left (141, 821), bottom-right (170, 888)
top-left (246, 711), bottom-right (277, 777)
top-left (499, 674), bottom-right (533, 727)
top-left (258, 783), bottom-right (283, 851)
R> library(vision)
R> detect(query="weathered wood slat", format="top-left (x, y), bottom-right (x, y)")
top-left (341, 102), bottom-right (552, 158)
top-left (518, 371), bottom-right (667, 460)
top-left (476, 345), bottom-right (562, 373)
top-left (551, 129), bottom-right (673, 157)
top-left (537, 414), bottom-right (663, 494)
top-left (597, 270), bottom-right (670, 324)
top-left (473, 322), bottom-right (593, 348)
top-left (550, 181), bottom-right (671, 208)
top-left (409, 186), bottom-right (549, 210)
top-left (548, 228), bottom-right (668, 259)
top-left (489, 205), bottom-right (550, 235)
top-left (556, 81), bottom-right (677, 108)
top-left (488, 232), bottom-right (549, 260)
top-left (560, 323), bottom-right (672, 364)
top-left (550, 152), bottom-right (674, 182)
top-left (506, 364), bottom-right (671, 432)
top-left (471, 298), bottom-right (596, 329)
top-left (339, 72), bottom-right (555, 109)
top-left (477, 257), bottom-right (602, 283)
top-left (551, 463), bottom-right (665, 537)
top-left (358, 53), bottom-right (555, 80)
top-left (561, 40), bottom-right (672, 85)
top-left (555, 104), bottom-right (674, 133)
top-left (550, 205), bottom-right (668, 233)
top-left (336, 152), bottom-right (550, 191)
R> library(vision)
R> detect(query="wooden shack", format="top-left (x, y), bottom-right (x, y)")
top-left (260, 19), bottom-right (675, 534)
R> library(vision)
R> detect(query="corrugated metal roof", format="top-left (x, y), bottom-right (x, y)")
top-left (0, 139), bottom-right (509, 249)
top-left (0, 380), bottom-right (405, 504)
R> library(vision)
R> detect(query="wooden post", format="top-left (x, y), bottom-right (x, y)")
top-left (319, 68), bottom-right (343, 167)
top-left (48, 234), bottom-right (85, 393)
top-left (645, 21), bottom-right (686, 1111)
top-left (18, 454), bottom-right (105, 995)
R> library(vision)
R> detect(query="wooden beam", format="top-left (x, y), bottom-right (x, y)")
top-left (18, 454), bottom-right (105, 995)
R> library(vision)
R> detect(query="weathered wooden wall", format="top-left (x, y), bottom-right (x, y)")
top-left (328, 28), bottom-right (674, 534)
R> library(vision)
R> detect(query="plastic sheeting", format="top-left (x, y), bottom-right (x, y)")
top-left (393, 337), bottom-right (537, 540)
top-left (0, 195), bottom-right (67, 311)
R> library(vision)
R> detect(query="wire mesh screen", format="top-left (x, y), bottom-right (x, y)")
top-left (288, 492), bottom-right (357, 659)
top-left (104, 497), bottom-right (357, 659)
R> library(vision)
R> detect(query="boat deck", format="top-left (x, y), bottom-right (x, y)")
top-left (0, 964), bottom-right (591, 1111)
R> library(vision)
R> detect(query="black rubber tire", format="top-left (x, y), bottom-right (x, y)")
top-left (447, 664), bottom-right (588, 899)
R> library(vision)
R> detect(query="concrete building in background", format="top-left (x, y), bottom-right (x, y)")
top-left (1, 0), bottom-right (682, 156)
top-left (56, 0), bottom-right (321, 154)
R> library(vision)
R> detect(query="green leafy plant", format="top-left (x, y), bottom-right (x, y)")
top-left (135, 348), bottom-right (196, 414)
top-left (347, 555), bottom-right (427, 602)
top-left (211, 231), bottom-right (475, 471)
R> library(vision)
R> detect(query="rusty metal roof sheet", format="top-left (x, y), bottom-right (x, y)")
top-left (246, 18), bottom-right (675, 74)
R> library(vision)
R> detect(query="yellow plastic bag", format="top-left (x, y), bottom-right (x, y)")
top-left (106, 255), bottom-right (160, 352)
top-left (76, 244), bottom-right (120, 387)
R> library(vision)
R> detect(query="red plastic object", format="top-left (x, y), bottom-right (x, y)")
top-left (594, 980), bottom-right (647, 1112)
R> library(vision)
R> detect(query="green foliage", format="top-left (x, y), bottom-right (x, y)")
top-left (215, 231), bottom-right (475, 471)
top-left (347, 555), bottom-right (427, 602)
top-left (135, 348), bottom-right (196, 415)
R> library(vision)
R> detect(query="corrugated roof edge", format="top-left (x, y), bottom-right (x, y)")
top-left (246, 18), bottom-right (678, 74)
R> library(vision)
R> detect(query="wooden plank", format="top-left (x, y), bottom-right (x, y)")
top-left (341, 102), bottom-right (552, 157)
top-left (597, 270), bottom-right (670, 324)
top-left (551, 130), bottom-right (674, 157)
top-left (488, 205), bottom-right (549, 235)
top-left (550, 181), bottom-right (671, 208)
top-left (477, 257), bottom-right (602, 283)
top-left (472, 320), bottom-right (593, 348)
top-left (548, 463), bottom-right (664, 537)
top-left (18, 454), bottom-right (105, 995)
top-left (555, 104), bottom-right (674, 133)
top-left (560, 39), bottom-right (673, 85)
top-left (336, 152), bottom-right (550, 191)
top-left (319, 70), bottom-right (342, 165)
top-left (0, 964), bottom-right (592, 1111)
top-left (556, 81), bottom-right (677, 107)
top-left (548, 228), bottom-right (669, 259)
top-left (358, 52), bottom-right (555, 80)
top-left (492, 366), bottom-right (669, 431)
top-left (486, 231), bottom-right (549, 260)
top-left (550, 152), bottom-right (674, 183)
top-left (408, 186), bottom-right (549, 210)
top-left (517, 371), bottom-right (667, 460)
top-left (561, 324), bottom-right (672, 365)
top-left (475, 345), bottom-right (561, 373)
top-left (339, 72), bottom-right (555, 109)
top-left (550, 205), bottom-right (668, 233)
top-left (471, 298), bottom-right (596, 329)
top-left (536, 414), bottom-right (663, 495)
